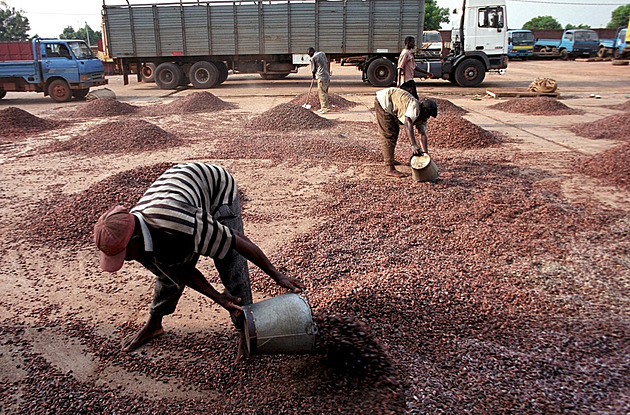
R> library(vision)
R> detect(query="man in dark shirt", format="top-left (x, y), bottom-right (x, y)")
top-left (94, 162), bottom-right (304, 361)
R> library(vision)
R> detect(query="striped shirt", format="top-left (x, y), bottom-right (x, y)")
top-left (130, 162), bottom-right (237, 260)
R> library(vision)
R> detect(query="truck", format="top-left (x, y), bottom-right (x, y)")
top-left (624, 15), bottom-right (630, 59)
top-left (0, 38), bottom-right (108, 102)
top-left (533, 29), bottom-right (599, 60)
top-left (102, 0), bottom-right (509, 90)
top-left (507, 29), bottom-right (534, 59)
top-left (598, 27), bottom-right (627, 59)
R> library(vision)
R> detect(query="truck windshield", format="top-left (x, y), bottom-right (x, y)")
top-left (512, 32), bottom-right (534, 45)
top-left (575, 31), bottom-right (598, 42)
top-left (68, 42), bottom-right (94, 59)
top-left (423, 31), bottom-right (442, 42)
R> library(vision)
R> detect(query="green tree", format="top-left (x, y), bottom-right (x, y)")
top-left (0, 1), bottom-right (30, 41)
top-left (607, 4), bottom-right (630, 28)
top-left (565, 23), bottom-right (591, 29)
top-left (424, 0), bottom-right (450, 31)
top-left (523, 15), bottom-right (562, 30)
top-left (59, 24), bottom-right (101, 46)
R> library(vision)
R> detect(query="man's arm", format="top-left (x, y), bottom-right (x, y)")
top-left (404, 116), bottom-right (423, 155)
top-left (232, 229), bottom-right (305, 292)
top-left (183, 268), bottom-right (243, 312)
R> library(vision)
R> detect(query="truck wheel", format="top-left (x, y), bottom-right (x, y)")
top-left (48, 79), bottom-right (72, 102)
top-left (216, 61), bottom-right (229, 84)
top-left (559, 49), bottom-right (569, 60)
top-left (454, 59), bottom-right (485, 87)
top-left (0, 89), bottom-right (6, 99)
top-left (189, 61), bottom-right (219, 89)
top-left (155, 62), bottom-right (183, 89)
top-left (366, 58), bottom-right (396, 87)
top-left (72, 88), bottom-right (90, 100)
top-left (141, 63), bottom-right (156, 83)
top-left (597, 47), bottom-right (607, 58)
top-left (259, 73), bottom-right (289, 80)
top-left (613, 49), bottom-right (621, 60)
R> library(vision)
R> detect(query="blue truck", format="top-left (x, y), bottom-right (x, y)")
top-left (598, 27), bottom-right (628, 59)
top-left (0, 38), bottom-right (107, 102)
top-left (533, 29), bottom-right (599, 60)
top-left (507, 29), bottom-right (535, 59)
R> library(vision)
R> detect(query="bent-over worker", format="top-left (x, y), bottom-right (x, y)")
top-left (94, 162), bottom-right (305, 361)
top-left (374, 88), bottom-right (438, 178)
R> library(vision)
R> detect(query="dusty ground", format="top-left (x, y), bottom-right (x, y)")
top-left (0, 60), bottom-right (629, 414)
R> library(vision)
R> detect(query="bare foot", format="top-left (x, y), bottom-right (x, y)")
top-left (386, 169), bottom-right (409, 178)
top-left (122, 323), bottom-right (164, 352)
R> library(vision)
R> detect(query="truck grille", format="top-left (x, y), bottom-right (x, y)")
top-left (87, 72), bottom-right (105, 81)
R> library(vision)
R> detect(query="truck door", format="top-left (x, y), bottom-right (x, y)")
top-left (471, 6), bottom-right (506, 54)
top-left (40, 42), bottom-right (79, 83)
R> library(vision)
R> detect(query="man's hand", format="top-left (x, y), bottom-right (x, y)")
top-left (214, 291), bottom-right (243, 313)
top-left (274, 273), bottom-right (305, 293)
top-left (412, 144), bottom-right (424, 156)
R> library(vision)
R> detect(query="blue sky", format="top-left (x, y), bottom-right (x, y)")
top-left (11, 0), bottom-right (629, 38)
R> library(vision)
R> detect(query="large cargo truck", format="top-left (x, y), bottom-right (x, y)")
top-left (507, 29), bottom-right (534, 60)
top-left (533, 29), bottom-right (599, 60)
top-left (102, 0), bottom-right (508, 89)
top-left (0, 38), bottom-right (108, 102)
top-left (598, 26), bottom-right (627, 59)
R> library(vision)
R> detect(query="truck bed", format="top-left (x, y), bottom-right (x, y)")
top-left (0, 61), bottom-right (38, 78)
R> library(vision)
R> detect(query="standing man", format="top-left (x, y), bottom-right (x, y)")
top-left (94, 162), bottom-right (305, 361)
top-left (397, 36), bottom-right (419, 99)
top-left (308, 47), bottom-right (331, 114)
top-left (374, 87), bottom-right (438, 178)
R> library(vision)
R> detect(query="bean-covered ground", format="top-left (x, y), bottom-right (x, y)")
top-left (0, 85), bottom-right (628, 415)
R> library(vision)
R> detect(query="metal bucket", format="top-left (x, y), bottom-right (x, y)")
top-left (243, 293), bottom-right (316, 355)
top-left (410, 154), bottom-right (440, 182)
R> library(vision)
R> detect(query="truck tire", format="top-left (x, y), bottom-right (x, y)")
top-left (454, 59), bottom-right (485, 87)
top-left (141, 63), bottom-right (156, 83)
top-left (559, 49), bottom-right (569, 60)
top-left (0, 89), bottom-right (6, 99)
top-left (189, 61), bottom-right (219, 89)
top-left (216, 61), bottom-right (229, 85)
top-left (48, 79), bottom-right (72, 102)
top-left (259, 73), bottom-right (289, 80)
top-left (155, 62), bottom-right (183, 89)
top-left (366, 58), bottom-right (396, 87)
top-left (613, 49), bottom-right (621, 60)
top-left (72, 88), bottom-right (90, 99)
top-left (597, 47), bottom-right (607, 58)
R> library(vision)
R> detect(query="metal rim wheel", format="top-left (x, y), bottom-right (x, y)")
top-left (48, 79), bottom-right (72, 102)
top-left (189, 61), bottom-right (219, 89)
top-left (141, 63), bottom-right (156, 83)
top-left (155, 62), bottom-right (183, 89)
top-left (454, 59), bottom-right (485, 87)
top-left (366, 58), bottom-right (396, 87)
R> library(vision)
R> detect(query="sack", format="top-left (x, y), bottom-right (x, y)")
top-left (528, 78), bottom-right (558, 93)
top-left (86, 88), bottom-right (116, 101)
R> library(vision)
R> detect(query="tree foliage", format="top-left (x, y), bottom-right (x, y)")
top-left (523, 15), bottom-right (562, 30)
top-left (607, 4), bottom-right (630, 29)
top-left (59, 24), bottom-right (101, 46)
top-left (424, 0), bottom-right (450, 31)
top-left (0, 1), bottom-right (30, 41)
top-left (565, 23), bottom-right (591, 29)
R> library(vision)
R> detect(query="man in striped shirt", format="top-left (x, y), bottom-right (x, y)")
top-left (94, 162), bottom-right (304, 360)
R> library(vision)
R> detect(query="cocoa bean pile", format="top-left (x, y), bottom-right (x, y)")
top-left (569, 112), bottom-right (630, 141)
top-left (578, 142), bottom-right (630, 188)
top-left (603, 100), bottom-right (630, 112)
top-left (246, 103), bottom-right (336, 131)
top-left (76, 97), bottom-right (138, 117)
top-left (289, 92), bottom-right (358, 111)
top-left (419, 96), bottom-right (468, 116)
top-left (0, 107), bottom-right (57, 141)
top-left (141, 91), bottom-right (236, 116)
top-left (313, 312), bottom-right (394, 381)
top-left (489, 97), bottom-right (581, 115)
top-left (45, 119), bottom-right (182, 155)
top-left (23, 162), bottom-right (174, 247)
top-left (426, 114), bottom-right (502, 148)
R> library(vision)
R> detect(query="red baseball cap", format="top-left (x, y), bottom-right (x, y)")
top-left (93, 205), bottom-right (135, 272)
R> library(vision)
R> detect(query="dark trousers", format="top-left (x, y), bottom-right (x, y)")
top-left (399, 80), bottom-right (419, 99)
top-left (149, 195), bottom-right (252, 330)
top-left (375, 98), bottom-right (400, 167)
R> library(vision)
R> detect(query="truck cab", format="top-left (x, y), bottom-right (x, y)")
top-left (598, 27), bottom-right (627, 59)
top-left (507, 29), bottom-right (534, 59)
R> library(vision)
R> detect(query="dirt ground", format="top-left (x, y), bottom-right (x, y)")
top-left (0, 59), bottom-right (629, 414)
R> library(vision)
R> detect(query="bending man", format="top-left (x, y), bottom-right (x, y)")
top-left (94, 162), bottom-right (304, 360)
